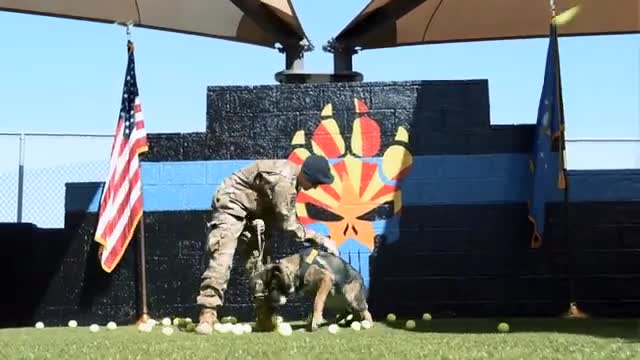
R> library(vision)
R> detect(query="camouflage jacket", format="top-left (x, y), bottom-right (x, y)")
top-left (212, 159), bottom-right (325, 244)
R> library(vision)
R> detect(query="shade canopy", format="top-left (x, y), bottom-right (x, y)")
top-left (0, 0), bottom-right (307, 48)
top-left (332, 0), bottom-right (640, 50)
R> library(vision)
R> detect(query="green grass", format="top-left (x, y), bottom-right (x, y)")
top-left (1, 318), bottom-right (638, 360)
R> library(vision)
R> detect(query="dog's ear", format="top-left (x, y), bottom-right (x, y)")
top-left (271, 264), bottom-right (294, 291)
top-left (271, 264), bottom-right (283, 275)
top-left (266, 264), bottom-right (285, 289)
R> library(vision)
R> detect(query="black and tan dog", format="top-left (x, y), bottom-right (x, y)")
top-left (251, 246), bottom-right (373, 331)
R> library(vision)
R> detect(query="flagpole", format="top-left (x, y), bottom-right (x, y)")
top-left (125, 23), bottom-right (151, 325)
top-left (549, 0), bottom-right (587, 319)
top-left (137, 211), bottom-right (151, 324)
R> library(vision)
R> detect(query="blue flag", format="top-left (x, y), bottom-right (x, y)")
top-left (528, 24), bottom-right (567, 249)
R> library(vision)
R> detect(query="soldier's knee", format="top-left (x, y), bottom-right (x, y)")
top-left (207, 228), bottom-right (238, 254)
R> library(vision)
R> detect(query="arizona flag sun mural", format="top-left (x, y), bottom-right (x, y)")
top-left (288, 99), bottom-right (412, 284)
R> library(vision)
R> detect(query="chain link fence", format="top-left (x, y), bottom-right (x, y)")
top-left (0, 134), bottom-right (21, 224)
top-left (0, 133), bottom-right (113, 228)
top-left (0, 133), bottom-right (639, 229)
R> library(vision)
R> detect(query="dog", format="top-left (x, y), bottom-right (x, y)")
top-left (251, 246), bottom-right (373, 331)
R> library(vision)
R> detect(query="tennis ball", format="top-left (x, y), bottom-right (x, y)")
top-left (35, 322), bottom-right (44, 329)
top-left (162, 326), bottom-right (174, 336)
top-left (67, 320), bottom-right (78, 328)
top-left (216, 323), bottom-right (233, 333)
top-left (498, 322), bottom-right (510, 333)
top-left (185, 323), bottom-right (196, 332)
top-left (243, 323), bottom-right (252, 334)
top-left (360, 320), bottom-right (372, 329)
top-left (221, 316), bottom-right (237, 324)
top-left (89, 324), bottom-right (100, 333)
top-left (386, 313), bottom-right (396, 322)
top-left (405, 320), bottom-right (416, 329)
top-left (552, 5), bottom-right (581, 26)
top-left (350, 321), bottom-right (361, 331)
top-left (328, 324), bottom-right (339, 334)
top-left (137, 323), bottom-right (152, 333)
top-left (173, 318), bottom-right (182, 326)
top-left (272, 315), bottom-right (284, 326)
top-left (184, 317), bottom-right (192, 324)
top-left (106, 321), bottom-right (117, 330)
top-left (422, 313), bottom-right (432, 321)
top-left (161, 317), bottom-right (171, 326)
top-left (279, 295), bottom-right (287, 305)
top-left (231, 324), bottom-right (245, 335)
top-left (277, 322), bottom-right (293, 336)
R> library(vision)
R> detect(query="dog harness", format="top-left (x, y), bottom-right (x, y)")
top-left (296, 247), bottom-right (325, 288)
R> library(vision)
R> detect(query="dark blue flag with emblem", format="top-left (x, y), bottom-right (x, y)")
top-left (528, 23), bottom-right (567, 249)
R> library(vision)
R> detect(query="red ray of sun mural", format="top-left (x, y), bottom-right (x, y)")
top-left (287, 99), bottom-right (413, 250)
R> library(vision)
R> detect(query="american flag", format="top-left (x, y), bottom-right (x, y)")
top-left (95, 40), bottom-right (149, 273)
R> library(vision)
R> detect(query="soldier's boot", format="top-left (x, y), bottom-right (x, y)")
top-left (195, 308), bottom-right (218, 335)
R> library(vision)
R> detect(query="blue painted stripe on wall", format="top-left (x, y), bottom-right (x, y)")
top-left (65, 155), bottom-right (640, 212)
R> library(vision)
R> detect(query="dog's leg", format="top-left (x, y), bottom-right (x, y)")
top-left (342, 280), bottom-right (373, 325)
top-left (306, 268), bottom-right (333, 332)
top-left (362, 310), bottom-right (373, 323)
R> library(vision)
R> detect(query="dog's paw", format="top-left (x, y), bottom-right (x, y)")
top-left (308, 317), bottom-right (327, 332)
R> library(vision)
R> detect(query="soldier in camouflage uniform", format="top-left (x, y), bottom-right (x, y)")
top-left (195, 155), bottom-right (339, 335)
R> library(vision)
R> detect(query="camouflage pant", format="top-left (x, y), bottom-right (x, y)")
top-left (196, 210), bottom-right (272, 310)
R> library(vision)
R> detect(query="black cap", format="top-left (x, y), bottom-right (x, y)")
top-left (301, 155), bottom-right (334, 185)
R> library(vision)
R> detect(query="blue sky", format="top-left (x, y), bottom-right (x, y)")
top-left (0, 1), bottom-right (638, 225)
top-left (0, 1), bottom-right (638, 164)
top-left (0, 1), bottom-right (637, 134)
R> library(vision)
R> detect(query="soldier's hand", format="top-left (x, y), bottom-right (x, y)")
top-left (321, 237), bottom-right (339, 257)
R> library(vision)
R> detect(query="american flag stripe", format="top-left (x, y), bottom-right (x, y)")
top-left (95, 41), bottom-right (149, 273)
top-left (96, 102), bottom-right (147, 238)
top-left (102, 109), bottom-right (146, 195)
top-left (97, 162), bottom-right (142, 240)
top-left (95, 108), bottom-right (147, 271)
top-left (96, 123), bottom-right (146, 231)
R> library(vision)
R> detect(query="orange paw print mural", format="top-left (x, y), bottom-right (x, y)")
top-left (287, 99), bottom-right (413, 251)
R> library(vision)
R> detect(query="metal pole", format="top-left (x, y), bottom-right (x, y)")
top-left (284, 42), bottom-right (305, 73)
top-left (136, 214), bottom-right (150, 324)
top-left (124, 24), bottom-right (151, 325)
top-left (549, 7), bottom-right (585, 317)
top-left (16, 133), bottom-right (25, 222)
top-left (0, 131), bottom-right (113, 138)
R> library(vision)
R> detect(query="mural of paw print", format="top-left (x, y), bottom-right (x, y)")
top-left (287, 99), bottom-right (413, 253)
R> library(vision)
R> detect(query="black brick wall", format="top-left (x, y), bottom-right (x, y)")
top-left (144, 80), bottom-right (534, 162)
top-left (6, 199), bottom-right (639, 327)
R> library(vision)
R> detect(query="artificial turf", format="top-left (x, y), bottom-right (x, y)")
top-left (0, 318), bottom-right (638, 360)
